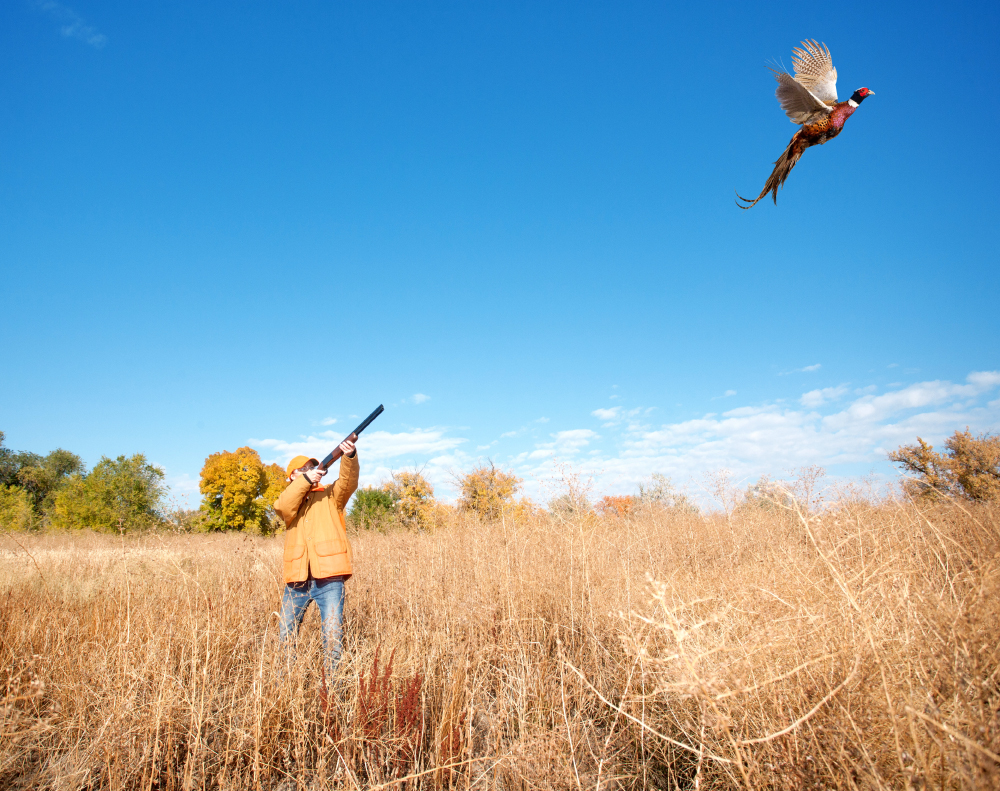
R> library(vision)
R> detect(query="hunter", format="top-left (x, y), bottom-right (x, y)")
top-left (273, 440), bottom-right (359, 670)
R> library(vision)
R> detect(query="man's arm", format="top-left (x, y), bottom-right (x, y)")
top-left (330, 452), bottom-right (360, 511)
top-left (273, 474), bottom-right (312, 526)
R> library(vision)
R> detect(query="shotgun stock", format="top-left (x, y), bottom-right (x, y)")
top-left (317, 404), bottom-right (384, 472)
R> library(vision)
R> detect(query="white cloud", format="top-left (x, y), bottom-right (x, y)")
top-left (800, 385), bottom-right (849, 408)
top-left (320, 417), bottom-right (337, 426)
top-left (967, 371), bottom-right (1000, 389)
top-left (412, 393), bottom-right (430, 404)
top-left (251, 427), bottom-right (465, 467)
top-left (780, 363), bottom-right (822, 376)
top-left (535, 417), bottom-right (550, 423)
top-left (36, 1), bottom-right (107, 48)
top-left (510, 371), bottom-right (1000, 500)
top-left (163, 472), bottom-right (200, 503)
top-left (592, 407), bottom-right (620, 421)
top-left (528, 428), bottom-right (599, 461)
top-left (552, 429), bottom-right (598, 449)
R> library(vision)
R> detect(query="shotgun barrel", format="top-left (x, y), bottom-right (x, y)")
top-left (317, 404), bottom-right (384, 472)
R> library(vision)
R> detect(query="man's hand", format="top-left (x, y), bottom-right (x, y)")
top-left (304, 467), bottom-right (327, 484)
top-left (339, 439), bottom-right (356, 458)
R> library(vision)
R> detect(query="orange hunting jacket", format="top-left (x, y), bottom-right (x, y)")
top-left (273, 454), bottom-right (359, 583)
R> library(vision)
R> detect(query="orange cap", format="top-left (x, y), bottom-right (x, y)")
top-left (285, 455), bottom-right (319, 478)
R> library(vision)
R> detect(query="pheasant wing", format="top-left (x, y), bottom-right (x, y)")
top-left (791, 39), bottom-right (838, 104)
top-left (772, 71), bottom-right (832, 125)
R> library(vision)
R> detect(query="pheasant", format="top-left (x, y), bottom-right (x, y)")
top-left (736, 40), bottom-right (873, 209)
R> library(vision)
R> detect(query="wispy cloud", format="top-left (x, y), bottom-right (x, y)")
top-left (252, 427), bottom-right (464, 466)
top-left (528, 428), bottom-right (598, 459)
top-left (411, 393), bottom-right (430, 404)
top-left (200, 371), bottom-right (1000, 507)
top-left (250, 426), bottom-right (469, 496)
top-left (511, 371), bottom-right (1000, 499)
top-left (320, 417), bottom-right (337, 426)
top-left (35, 1), bottom-right (107, 48)
top-left (780, 363), bottom-right (822, 375)
top-left (800, 385), bottom-right (849, 408)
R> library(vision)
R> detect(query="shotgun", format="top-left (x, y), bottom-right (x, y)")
top-left (317, 405), bottom-right (384, 472)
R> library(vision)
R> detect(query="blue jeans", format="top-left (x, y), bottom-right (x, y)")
top-left (278, 576), bottom-right (347, 671)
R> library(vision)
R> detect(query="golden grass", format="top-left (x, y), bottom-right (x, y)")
top-left (1, 495), bottom-right (998, 789)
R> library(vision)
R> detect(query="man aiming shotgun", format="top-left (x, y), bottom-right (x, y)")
top-left (272, 405), bottom-right (384, 671)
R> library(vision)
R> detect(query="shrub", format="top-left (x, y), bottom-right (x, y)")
top-left (457, 463), bottom-right (521, 520)
top-left (0, 485), bottom-right (34, 530)
top-left (349, 486), bottom-right (399, 531)
top-left (385, 471), bottom-right (436, 531)
top-left (741, 474), bottom-right (793, 511)
top-left (890, 428), bottom-right (1000, 502)
top-left (51, 454), bottom-right (165, 531)
top-left (595, 495), bottom-right (636, 517)
top-left (198, 447), bottom-right (285, 533)
top-left (637, 472), bottom-right (697, 513)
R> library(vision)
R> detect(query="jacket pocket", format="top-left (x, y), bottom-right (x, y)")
top-left (315, 540), bottom-right (347, 557)
top-left (283, 543), bottom-right (306, 562)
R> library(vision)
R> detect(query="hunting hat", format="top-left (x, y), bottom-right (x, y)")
top-left (285, 455), bottom-right (319, 478)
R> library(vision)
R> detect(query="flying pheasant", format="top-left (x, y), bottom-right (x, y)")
top-left (737, 40), bottom-right (873, 209)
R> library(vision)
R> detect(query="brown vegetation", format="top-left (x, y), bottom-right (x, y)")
top-left (1, 484), bottom-right (999, 789)
top-left (890, 428), bottom-right (1000, 503)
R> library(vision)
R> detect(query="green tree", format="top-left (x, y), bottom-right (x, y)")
top-left (348, 486), bottom-right (398, 531)
top-left (457, 462), bottom-right (521, 520)
top-left (0, 431), bottom-right (15, 487)
top-left (17, 448), bottom-right (86, 512)
top-left (198, 447), bottom-right (285, 533)
top-left (889, 429), bottom-right (1000, 503)
top-left (51, 454), bottom-right (165, 531)
top-left (0, 431), bottom-right (85, 517)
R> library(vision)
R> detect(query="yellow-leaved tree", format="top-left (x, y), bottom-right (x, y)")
top-left (385, 470), bottom-right (436, 531)
top-left (889, 429), bottom-right (1000, 503)
top-left (457, 462), bottom-right (522, 520)
top-left (199, 447), bottom-right (285, 533)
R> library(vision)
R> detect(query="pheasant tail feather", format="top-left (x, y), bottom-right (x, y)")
top-left (736, 134), bottom-right (805, 209)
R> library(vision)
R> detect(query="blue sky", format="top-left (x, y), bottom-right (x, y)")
top-left (2, 0), bottom-right (998, 505)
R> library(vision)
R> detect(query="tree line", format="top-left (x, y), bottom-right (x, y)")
top-left (2, 428), bottom-right (996, 533)
top-left (0, 431), bottom-right (164, 531)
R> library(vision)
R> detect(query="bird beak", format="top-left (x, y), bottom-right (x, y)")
top-left (868, 90), bottom-right (875, 95)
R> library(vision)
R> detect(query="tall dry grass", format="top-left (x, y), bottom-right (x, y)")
top-left (1, 492), bottom-right (998, 789)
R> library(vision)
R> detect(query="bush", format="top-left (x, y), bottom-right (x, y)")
top-left (636, 473), bottom-right (697, 513)
top-left (0, 485), bottom-right (34, 530)
top-left (890, 428), bottom-right (1000, 502)
top-left (198, 447), bottom-right (285, 533)
top-left (385, 471), bottom-right (436, 531)
top-left (349, 486), bottom-right (399, 531)
top-left (51, 454), bottom-right (166, 531)
top-left (457, 463), bottom-right (521, 520)
top-left (741, 474), bottom-right (793, 512)
top-left (595, 495), bottom-right (636, 517)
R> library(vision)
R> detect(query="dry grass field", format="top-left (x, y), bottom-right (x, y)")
top-left (2, 491), bottom-right (999, 789)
